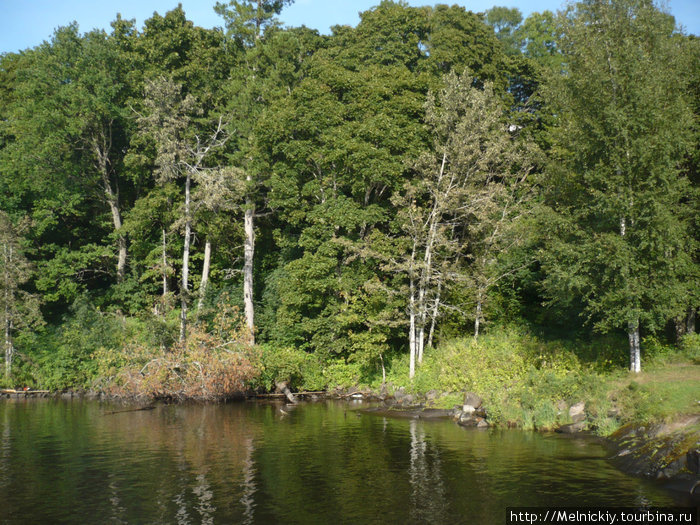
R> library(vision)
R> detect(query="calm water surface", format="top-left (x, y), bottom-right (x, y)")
top-left (0, 399), bottom-right (691, 524)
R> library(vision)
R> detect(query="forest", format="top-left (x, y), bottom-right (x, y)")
top-left (0, 0), bottom-right (698, 412)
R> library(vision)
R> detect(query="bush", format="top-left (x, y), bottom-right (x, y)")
top-left (254, 345), bottom-right (325, 392)
top-left (679, 333), bottom-right (700, 363)
top-left (102, 301), bottom-right (260, 400)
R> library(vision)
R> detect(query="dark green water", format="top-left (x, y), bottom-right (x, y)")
top-left (0, 399), bottom-right (691, 524)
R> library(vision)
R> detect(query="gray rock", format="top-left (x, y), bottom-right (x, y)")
top-left (569, 401), bottom-right (585, 419)
top-left (458, 414), bottom-right (479, 427)
top-left (571, 412), bottom-right (586, 424)
top-left (462, 404), bottom-right (476, 415)
top-left (425, 389), bottom-right (440, 401)
top-left (557, 421), bottom-right (586, 434)
top-left (555, 400), bottom-right (568, 414)
top-left (463, 392), bottom-right (483, 409)
top-left (458, 414), bottom-right (488, 428)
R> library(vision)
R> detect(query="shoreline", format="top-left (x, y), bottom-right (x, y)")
top-left (3, 386), bottom-right (698, 501)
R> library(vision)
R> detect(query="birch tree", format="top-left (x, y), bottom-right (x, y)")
top-left (541, 0), bottom-right (696, 372)
top-left (216, 0), bottom-right (294, 344)
top-left (397, 70), bottom-right (535, 377)
top-left (138, 77), bottom-right (228, 341)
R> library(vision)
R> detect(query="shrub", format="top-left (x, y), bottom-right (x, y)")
top-left (255, 345), bottom-right (325, 392)
top-left (103, 302), bottom-right (260, 400)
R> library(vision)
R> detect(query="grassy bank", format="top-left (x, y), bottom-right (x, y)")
top-left (4, 304), bottom-right (699, 436)
top-left (260, 327), bottom-right (700, 436)
top-left (387, 329), bottom-right (700, 435)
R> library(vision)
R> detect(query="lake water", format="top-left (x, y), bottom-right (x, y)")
top-left (0, 398), bottom-right (692, 524)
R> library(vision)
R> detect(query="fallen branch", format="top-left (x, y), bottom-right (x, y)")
top-left (253, 391), bottom-right (326, 398)
top-left (104, 406), bottom-right (156, 415)
top-left (1, 389), bottom-right (50, 394)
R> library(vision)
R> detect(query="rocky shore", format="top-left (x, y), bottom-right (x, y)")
top-left (4, 384), bottom-right (698, 500)
top-left (328, 384), bottom-right (700, 500)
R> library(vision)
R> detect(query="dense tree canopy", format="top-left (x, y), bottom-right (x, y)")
top-left (0, 0), bottom-right (696, 388)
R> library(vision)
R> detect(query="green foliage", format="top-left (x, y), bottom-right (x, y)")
top-left (0, 1), bottom-right (697, 398)
top-left (255, 345), bottom-right (324, 392)
top-left (540, 0), bottom-right (696, 371)
top-left (322, 360), bottom-right (365, 389)
top-left (32, 295), bottom-right (129, 390)
top-left (678, 333), bottom-right (700, 363)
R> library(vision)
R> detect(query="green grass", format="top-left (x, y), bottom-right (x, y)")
top-left (379, 328), bottom-right (700, 435)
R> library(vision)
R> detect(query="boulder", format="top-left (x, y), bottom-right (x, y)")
top-left (458, 414), bottom-right (488, 429)
top-left (569, 402), bottom-right (586, 423)
top-left (555, 400), bottom-right (568, 414)
top-left (463, 392), bottom-right (483, 409)
top-left (425, 389), bottom-right (440, 401)
top-left (557, 421), bottom-right (586, 434)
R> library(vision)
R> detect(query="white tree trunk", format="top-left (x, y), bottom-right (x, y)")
top-left (3, 244), bottom-right (12, 380)
top-left (409, 282), bottom-right (416, 380)
top-left (244, 193), bottom-right (255, 344)
top-left (4, 318), bottom-right (12, 381)
top-left (687, 307), bottom-right (696, 334)
top-left (162, 228), bottom-right (168, 298)
top-left (180, 172), bottom-right (192, 342)
top-left (417, 322), bottom-right (425, 366)
top-left (474, 292), bottom-right (483, 340)
top-left (94, 135), bottom-right (127, 282)
top-left (197, 239), bottom-right (212, 313)
top-left (628, 319), bottom-right (641, 373)
top-left (427, 279), bottom-right (441, 350)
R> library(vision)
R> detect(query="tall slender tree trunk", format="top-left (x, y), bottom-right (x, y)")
top-left (4, 318), bottom-right (12, 381)
top-left (474, 290), bottom-right (483, 340)
top-left (3, 244), bottom-right (12, 380)
top-left (162, 229), bottom-right (169, 298)
top-left (416, 153), bottom-right (445, 365)
top-left (620, 215), bottom-right (640, 373)
top-left (417, 321), bottom-right (425, 365)
top-left (687, 307), bottom-right (696, 334)
top-left (408, 241), bottom-right (418, 379)
top-left (197, 239), bottom-right (212, 313)
top-left (409, 280), bottom-right (416, 380)
top-left (427, 279), bottom-right (441, 349)
top-left (244, 192), bottom-right (255, 344)
top-left (180, 172), bottom-right (192, 342)
top-left (93, 135), bottom-right (127, 282)
top-left (628, 319), bottom-right (641, 373)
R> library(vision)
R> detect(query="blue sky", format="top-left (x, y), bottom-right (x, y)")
top-left (1, 0), bottom-right (698, 54)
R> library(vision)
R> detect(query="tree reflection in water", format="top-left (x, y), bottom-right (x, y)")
top-left (409, 419), bottom-right (448, 525)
